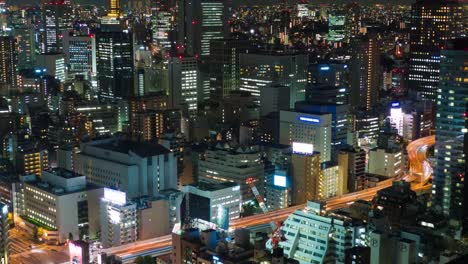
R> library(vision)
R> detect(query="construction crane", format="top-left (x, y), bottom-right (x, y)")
top-left (245, 177), bottom-right (286, 249)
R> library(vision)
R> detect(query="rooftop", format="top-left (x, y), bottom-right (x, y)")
top-left (92, 139), bottom-right (171, 157)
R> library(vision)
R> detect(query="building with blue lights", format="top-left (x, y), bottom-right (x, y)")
top-left (279, 110), bottom-right (332, 163)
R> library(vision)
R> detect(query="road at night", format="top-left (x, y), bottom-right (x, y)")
top-left (105, 135), bottom-right (436, 259)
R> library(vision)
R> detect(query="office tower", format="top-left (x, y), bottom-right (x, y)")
top-left (179, 0), bottom-right (228, 58)
top-left (76, 138), bottom-right (177, 198)
top-left (408, 0), bottom-right (463, 101)
top-left (349, 34), bottom-right (380, 111)
top-left (0, 36), bottom-right (17, 92)
top-left (260, 84), bottom-right (290, 116)
top-left (240, 52), bottom-right (309, 107)
top-left (276, 201), bottom-right (366, 263)
top-left (355, 111), bottom-right (380, 146)
top-left (265, 170), bottom-right (291, 210)
top-left (344, 3), bottom-right (361, 41)
top-left (100, 189), bottom-right (137, 248)
top-left (0, 203), bottom-right (7, 264)
top-left (129, 110), bottom-right (165, 142)
top-left (36, 53), bottom-right (66, 83)
top-left (279, 110), bottom-right (332, 163)
top-left (181, 182), bottom-right (241, 227)
top-left (432, 39), bottom-right (467, 220)
top-left (306, 63), bottom-right (349, 105)
top-left (42, 1), bottom-right (73, 53)
top-left (151, 0), bottom-right (176, 51)
top-left (338, 147), bottom-right (366, 193)
top-left (290, 148), bottom-right (321, 204)
top-left (12, 170), bottom-right (104, 243)
top-left (168, 56), bottom-right (199, 118)
top-left (368, 148), bottom-right (403, 178)
top-left (209, 39), bottom-right (254, 98)
top-left (198, 144), bottom-right (264, 202)
top-left (96, 29), bottom-right (134, 100)
top-left (14, 24), bottom-right (36, 70)
top-left (295, 102), bottom-right (350, 162)
top-left (62, 30), bottom-right (97, 78)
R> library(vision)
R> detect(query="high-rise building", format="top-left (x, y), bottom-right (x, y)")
top-left (151, 0), bottom-right (176, 51)
top-left (209, 39), bottom-right (253, 98)
top-left (432, 38), bottom-right (467, 220)
top-left (408, 0), bottom-right (463, 101)
top-left (240, 52), bottom-right (309, 106)
top-left (36, 53), bottom-right (66, 83)
top-left (0, 203), bottom-right (8, 264)
top-left (181, 182), bottom-right (241, 227)
top-left (368, 148), bottom-right (403, 178)
top-left (306, 63), bottom-right (349, 105)
top-left (179, 0), bottom-right (228, 58)
top-left (0, 36), bottom-right (17, 91)
top-left (349, 33), bottom-right (380, 111)
top-left (279, 110), bottom-right (332, 163)
top-left (13, 24), bottom-right (35, 70)
top-left (76, 138), bottom-right (177, 198)
top-left (168, 56), bottom-right (199, 118)
top-left (62, 30), bottom-right (97, 78)
top-left (42, 1), bottom-right (73, 53)
top-left (291, 150), bottom-right (321, 204)
top-left (99, 188), bottom-right (137, 248)
top-left (198, 143), bottom-right (264, 202)
top-left (338, 147), bottom-right (366, 193)
top-left (96, 29), bottom-right (134, 100)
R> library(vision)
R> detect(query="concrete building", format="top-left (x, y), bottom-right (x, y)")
top-left (36, 53), bottom-right (66, 83)
top-left (181, 181), bottom-right (241, 228)
top-left (198, 143), bottom-right (264, 202)
top-left (273, 201), bottom-right (366, 264)
top-left (368, 148), bottom-right (403, 178)
top-left (291, 151), bottom-right (321, 204)
top-left (432, 38), bottom-right (468, 220)
top-left (76, 137), bottom-right (177, 199)
top-left (168, 56), bottom-right (199, 118)
top-left (62, 30), bottom-right (97, 78)
top-left (12, 169), bottom-right (104, 243)
top-left (260, 84), bottom-right (290, 116)
top-left (279, 110), bottom-right (332, 163)
top-left (136, 190), bottom-right (183, 240)
top-left (265, 170), bottom-right (291, 210)
top-left (338, 147), bottom-right (365, 193)
top-left (0, 203), bottom-right (8, 264)
top-left (240, 51), bottom-right (309, 107)
top-left (100, 188), bottom-right (138, 248)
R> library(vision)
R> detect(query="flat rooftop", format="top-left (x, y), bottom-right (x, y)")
top-left (92, 139), bottom-right (171, 157)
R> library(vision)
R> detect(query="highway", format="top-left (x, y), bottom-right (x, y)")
top-left (103, 135), bottom-right (436, 259)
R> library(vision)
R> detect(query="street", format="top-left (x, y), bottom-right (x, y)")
top-left (9, 228), bottom-right (69, 264)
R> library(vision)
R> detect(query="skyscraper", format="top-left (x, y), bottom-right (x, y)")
top-left (408, 0), bottom-right (463, 101)
top-left (0, 36), bottom-right (17, 91)
top-left (42, 1), bottom-right (73, 53)
top-left (96, 29), bottom-right (134, 100)
top-left (179, 0), bottom-right (228, 58)
top-left (62, 30), bottom-right (97, 79)
top-left (349, 33), bottom-right (380, 111)
top-left (432, 38), bottom-right (467, 221)
top-left (168, 56), bottom-right (199, 118)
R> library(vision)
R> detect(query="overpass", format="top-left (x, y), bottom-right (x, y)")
top-left (103, 135), bottom-right (436, 259)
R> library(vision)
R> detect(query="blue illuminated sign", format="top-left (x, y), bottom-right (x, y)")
top-left (391, 102), bottom-right (400, 108)
top-left (299, 116), bottom-right (320, 123)
top-left (320, 66), bottom-right (330, 71)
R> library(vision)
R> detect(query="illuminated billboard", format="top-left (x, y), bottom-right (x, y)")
top-left (69, 241), bottom-right (83, 264)
top-left (103, 188), bottom-right (126, 205)
top-left (274, 175), bottom-right (287, 187)
top-left (292, 142), bottom-right (314, 154)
